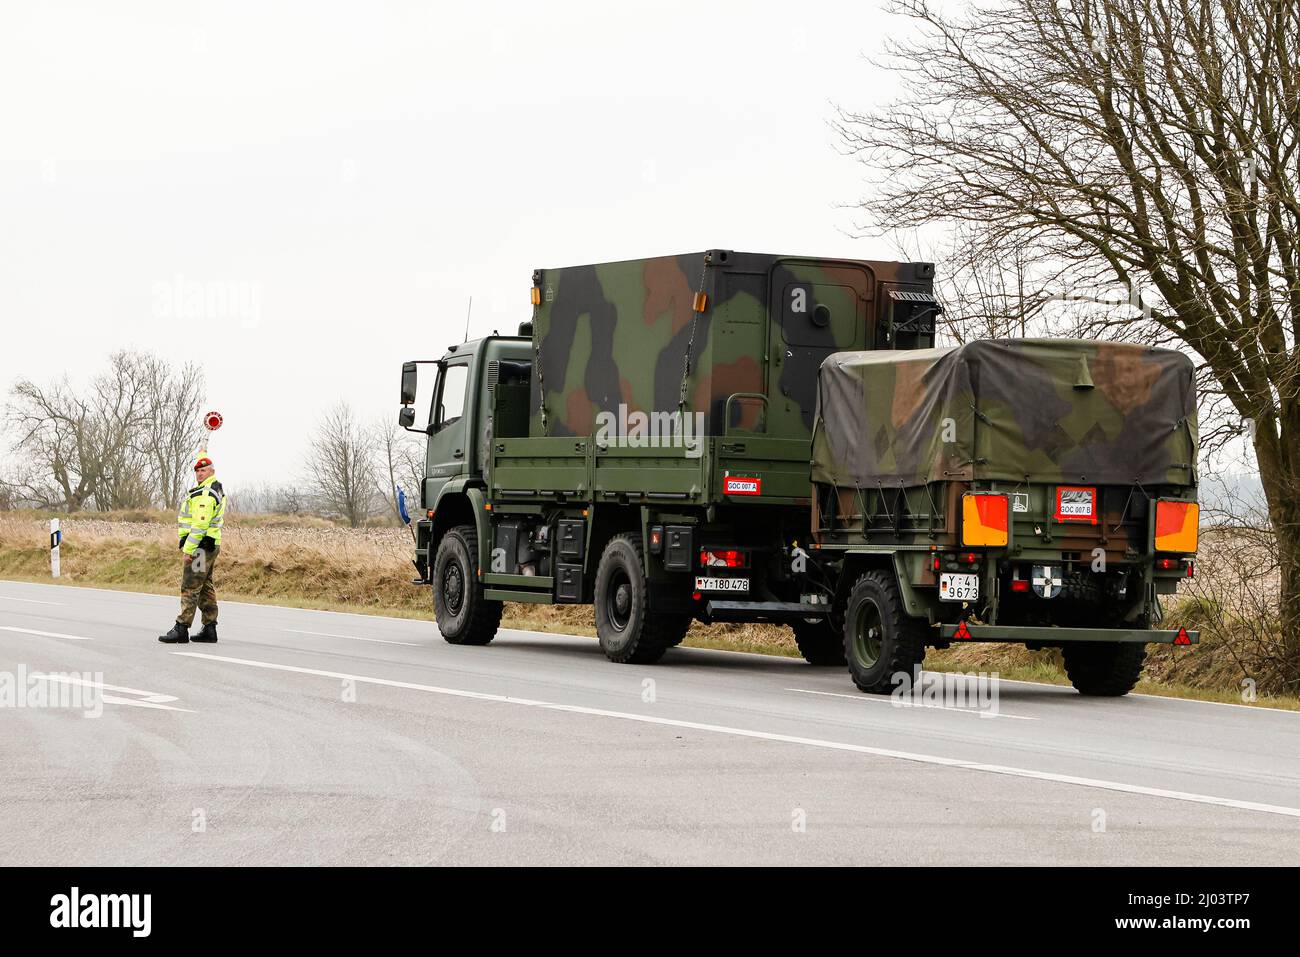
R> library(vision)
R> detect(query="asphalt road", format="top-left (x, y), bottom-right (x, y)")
top-left (2, 578), bottom-right (1298, 865)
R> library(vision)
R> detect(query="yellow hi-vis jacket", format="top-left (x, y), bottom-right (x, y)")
top-left (178, 476), bottom-right (225, 556)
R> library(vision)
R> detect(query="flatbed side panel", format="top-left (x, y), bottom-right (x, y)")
top-left (490, 436), bottom-right (589, 498)
top-left (715, 436), bottom-right (811, 503)
top-left (593, 443), bottom-right (708, 501)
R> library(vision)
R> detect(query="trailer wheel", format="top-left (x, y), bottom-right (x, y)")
top-left (1062, 642), bottom-right (1147, 696)
top-left (791, 619), bottom-right (846, 666)
top-left (594, 533), bottom-right (682, 664)
top-left (433, 525), bottom-right (503, 646)
top-left (843, 570), bottom-right (926, 693)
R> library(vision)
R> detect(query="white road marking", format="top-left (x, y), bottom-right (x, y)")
top-left (787, 686), bottom-right (1036, 720)
top-left (8, 578), bottom-right (1297, 717)
top-left (30, 674), bottom-right (194, 713)
top-left (0, 625), bottom-right (92, 641)
top-left (281, 628), bottom-right (419, 647)
top-left (175, 651), bottom-right (1300, 819)
top-left (0, 595), bottom-right (63, 605)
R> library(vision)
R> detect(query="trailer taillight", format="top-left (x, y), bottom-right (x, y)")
top-left (961, 493), bottom-right (1009, 547)
top-left (1154, 500), bottom-right (1199, 554)
top-left (700, 549), bottom-right (747, 568)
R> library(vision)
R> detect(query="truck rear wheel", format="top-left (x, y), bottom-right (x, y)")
top-left (843, 570), bottom-right (926, 694)
top-left (791, 619), bottom-right (846, 666)
top-left (1062, 642), bottom-right (1147, 696)
top-left (594, 533), bottom-right (684, 664)
top-left (433, 525), bottom-right (503, 646)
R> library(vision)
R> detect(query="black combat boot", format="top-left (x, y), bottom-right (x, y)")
top-left (191, 622), bottom-right (218, 643)
top-left (158, 622), bottom-right (189, 644)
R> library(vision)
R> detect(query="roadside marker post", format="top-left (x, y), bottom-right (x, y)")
top-left (50, 518), bottom-right (61, 579)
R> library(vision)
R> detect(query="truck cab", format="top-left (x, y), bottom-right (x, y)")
top-left (400, 333), bottom-right (533, 588)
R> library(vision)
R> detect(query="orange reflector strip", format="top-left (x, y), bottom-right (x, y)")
top-left (961, 493), bottom-right (1009, 547)
top-left (692, 291), bottom-right (708, 313)
top-left (530, 286), bottom-right (541, 306)
top-left (1155, 500), bottom-right (1199, 553)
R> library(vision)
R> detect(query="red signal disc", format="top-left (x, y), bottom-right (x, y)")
top-left (203, 411), bottom-right (223, 431)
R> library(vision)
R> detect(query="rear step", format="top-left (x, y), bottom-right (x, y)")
top-left (705, 600), bottom-right (828, 624)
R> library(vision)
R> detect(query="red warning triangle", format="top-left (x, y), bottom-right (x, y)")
top-left (1173, 627), bottom-right (1191, 646)
top-left (954, 621), bottom-right (972, 640)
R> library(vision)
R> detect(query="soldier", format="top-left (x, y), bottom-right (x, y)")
top-left (159, 456), bottom-right (225, 644)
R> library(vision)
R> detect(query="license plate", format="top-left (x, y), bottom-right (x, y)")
top-left (1055, 485), bottom-right (1096, 521)
top-left (939, 573), bottom-right (979, 602)
top-left (695, 576), bottom-right (749, 592)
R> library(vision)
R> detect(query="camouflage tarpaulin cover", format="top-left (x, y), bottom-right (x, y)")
top-left (811, 339), bottom-right (1198, 488)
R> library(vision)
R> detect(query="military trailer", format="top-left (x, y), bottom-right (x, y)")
top-left (809, 339), bottom-right (1200, 695)
top-left (397, 250), bottom-right (1198, 697)
top-left (398, 250), bottom-right (937, 660)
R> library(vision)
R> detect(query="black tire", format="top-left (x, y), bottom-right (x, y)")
top-left (842, 569), bottom-right (927, 693)
top-left (791, 618), bottom-right (846, 666)
top-left (432, 525), bottom-right (502, 646)
top-left (1062, 642), bottom-right (1147, 696)
top-left (594, 533), bottom-right (683, 664)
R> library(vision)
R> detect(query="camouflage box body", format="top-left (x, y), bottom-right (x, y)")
top-left (530, 250), bottom-right (938, 442)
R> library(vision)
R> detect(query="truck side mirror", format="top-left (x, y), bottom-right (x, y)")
top-left (400, 362), bottom-right (418, 406)
top-left (398, 407), bottom-right (415, 428)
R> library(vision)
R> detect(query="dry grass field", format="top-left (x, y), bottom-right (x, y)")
top-left (1, 510), bottom-right (1294, 709)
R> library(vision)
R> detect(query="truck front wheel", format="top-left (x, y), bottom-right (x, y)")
top-left (433, 525), bottom-right (503, 646)
top-left (594, 533), bottom-right (686, 664)
top-left (1062, 642), bottom-right (1147, 696)
top-left (843, 570), bottom-right (927, 693)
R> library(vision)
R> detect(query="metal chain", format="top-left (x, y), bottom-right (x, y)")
top-left (677, 253), bottom-right (711, 411)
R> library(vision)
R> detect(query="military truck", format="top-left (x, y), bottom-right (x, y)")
top-left (397, 250), bottom-right (1198, 697)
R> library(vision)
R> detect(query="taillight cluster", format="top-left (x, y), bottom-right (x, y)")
top-left (932, 552), bottom-right (981, 571)
top-left (700, 549), bottom-right (747, 568)
top-left (1155, 556), bottom-right (1194, 578)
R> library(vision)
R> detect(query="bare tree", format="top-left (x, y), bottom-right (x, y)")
top-left (134, 355), bottom-right (206, 509)
top-left (373, 419), bottom-right (424, 525)
top-left (838, 0), bottom-right (1300, 683)
top-left (306, 402), bottom-right (377, 527)
top-left (4, 351), bottom-right (205, 512)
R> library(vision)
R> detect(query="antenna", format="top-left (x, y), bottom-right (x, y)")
top-left (463, 296), bottom-right (473, 343)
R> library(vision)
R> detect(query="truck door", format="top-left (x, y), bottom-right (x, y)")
top-left (767, 260), bottom-right (875, 436)
top-left (424, 357), bottom-right (471, 508)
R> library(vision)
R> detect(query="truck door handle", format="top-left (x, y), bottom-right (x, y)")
top-left (452, 449), bottom-right (464, 459)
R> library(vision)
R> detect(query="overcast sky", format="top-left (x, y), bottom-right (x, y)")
top-left (0, 0), bottom-right (919, 490)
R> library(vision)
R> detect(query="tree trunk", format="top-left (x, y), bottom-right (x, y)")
top-left (1254, 425), bottom-right (1300, 686)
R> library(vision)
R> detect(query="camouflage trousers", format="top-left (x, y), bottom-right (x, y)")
top-left (177, 546), bottom-right (219, 627)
